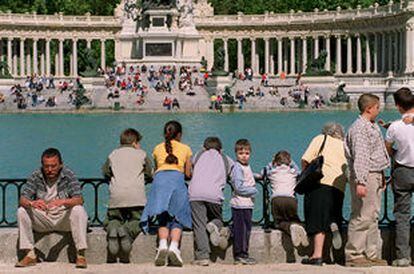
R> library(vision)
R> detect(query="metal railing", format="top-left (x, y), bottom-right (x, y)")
top-left (0, 177), bottom-right (410, 229)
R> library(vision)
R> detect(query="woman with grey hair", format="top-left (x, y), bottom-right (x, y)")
top-left (300, 122), bottom-right (348, 266)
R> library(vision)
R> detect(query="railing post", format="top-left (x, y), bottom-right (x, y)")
top-left (261, 169), bottom-right (271, 232)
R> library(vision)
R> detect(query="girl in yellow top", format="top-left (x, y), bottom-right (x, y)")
top-left (140, 120), bottom-right (192, 267)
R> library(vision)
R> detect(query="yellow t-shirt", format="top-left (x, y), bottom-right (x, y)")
top-left (301, 134), bottom-right (348, 192)
top-left (153, 140), bottom-right (192, 173)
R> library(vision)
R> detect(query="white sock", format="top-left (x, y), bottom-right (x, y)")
top-left (169, 241), bottom-right (179, 251)
top-left (159, 239), bottom-right (168, 250)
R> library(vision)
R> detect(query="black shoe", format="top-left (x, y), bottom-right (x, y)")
top-left (301, 257), bottom-right (323, 266)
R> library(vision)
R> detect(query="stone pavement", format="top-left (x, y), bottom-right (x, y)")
top-left (0, 263), bottom-right (413, 274)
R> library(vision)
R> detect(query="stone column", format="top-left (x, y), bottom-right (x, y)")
top-left (365, 34), bottom-right (371, 74)
top-left (26, 41), bottom-right (31, 76)
top-left (388, 34), bottom-right (392, 72)
top-left (347, 35), bottom-right (352, 74)
top-left (381, 33), bottom-right (386, 73)
top-left (314, 36), bottom-right (319, 59)
top-left (269, 41), bottom-right (275, 75)
top-left (250, 38), bottom-right (256, 73)
top-left (33, 39), bottom-right (38, 75)
top-left (302, 37), bottom-right (307, 73)
top-left (373, 33), bottom-right (378, 74)
top-left (277, 38), bottom-right (283, 75)
top-left (45, 39), bottom-right (51, 76)
top-left (101, 39), bottom-right (106, 70)
top-left (7, 38), bottom-right (12, 74)
top-left (290, 37), bottom-right (295, 75)
top-left (325, 36), bottom-right (331, 71)
top-left (13, 41), bottom-right (18, 76)
top-left (237, 38), bottom-right (243, 72)
top-left (59, 38), bottom-right (64, 77)
top-left (356, 34), bottom-right (362, 74)
top-left (404, 23), bottom-right (414, 74)
top-left (283, 42), bottom-right (288, 73)
top-left (336, 35), bottom-right (342, 74)
top-left (264, 38), bottom-right (270, 74)
top-left (72, 39), bottom-right (78, 77)
top-left (40, 41), bottom-right (45, 76)
top-left (175, 39), bottom-right (182, 59)
top-left (55, 51), bottom-right (59, 76)
top-left (20, 38), bottom-right (25, 77)
top-left (399, 30), bottom-right (404, 73)
top-left (223, 39), bottom-right (229, 72)
top-left (206, 39), bottom-right (214, 71)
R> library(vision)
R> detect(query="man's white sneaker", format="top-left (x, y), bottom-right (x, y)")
top-left (154, 248), bottom-right (168, 266)
top-left (330, 223), bottom-right (342, 250)
top-left (168, 247), bottom-right (183, 267)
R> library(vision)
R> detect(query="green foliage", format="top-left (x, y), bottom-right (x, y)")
top-left (0, 61), bottom-right (12, 78)
top-left (0, 0), bottom-right (397, 16)
top-left (0, 0), bottom-right (121, 15)
top-left (209, 0), bottom-right (397, 14)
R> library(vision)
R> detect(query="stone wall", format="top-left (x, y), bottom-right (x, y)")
top-left (1, 227), bottom-right (413, 265)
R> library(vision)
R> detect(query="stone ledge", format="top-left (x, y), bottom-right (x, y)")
top-left (0, 227), bottom-right (412, 265)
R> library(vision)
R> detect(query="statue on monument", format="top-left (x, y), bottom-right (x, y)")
top-left (177, 0), bottom-right (195, 29)
top-left (141, 0), bottom-right (176, 10)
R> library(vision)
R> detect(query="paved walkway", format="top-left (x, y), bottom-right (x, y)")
top-left (1, 263), bottom-right (413, 274)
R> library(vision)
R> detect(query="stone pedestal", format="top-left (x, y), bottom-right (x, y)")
top-left (117, 6), bottom-right (202, 66)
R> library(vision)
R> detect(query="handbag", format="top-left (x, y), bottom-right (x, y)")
top-left (294, 134), bottom-right (327, 195)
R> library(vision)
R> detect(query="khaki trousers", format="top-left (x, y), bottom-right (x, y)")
top-left (17, 205), bottom-right (88, 251)
top-left (345, 172), bottom-right (383, 261)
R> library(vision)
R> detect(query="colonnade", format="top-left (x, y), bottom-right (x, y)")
top-left (216, 30), bottom-right (405, 76)
top-left (0, 37), bottom-right (110, 77)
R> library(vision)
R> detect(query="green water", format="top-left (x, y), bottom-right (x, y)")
top-left (0, 111), bottom-right (404, 223)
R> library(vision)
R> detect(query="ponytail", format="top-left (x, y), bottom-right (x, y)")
top-left (164, 120), bottom-right (182, 164)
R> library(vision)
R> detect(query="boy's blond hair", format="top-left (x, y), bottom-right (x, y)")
top-left (357, 94), bottom-right (379, 113)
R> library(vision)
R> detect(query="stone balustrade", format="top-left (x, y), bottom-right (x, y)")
top-left (0, 11), bottom-right (120, 27)
top-left (194, 1), bottom-right (406, 26)
top-left (0, 1), bottom-right (413, 79)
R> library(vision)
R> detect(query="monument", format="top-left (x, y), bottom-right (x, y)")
top-left (116, 0), bottom-right (202, 65)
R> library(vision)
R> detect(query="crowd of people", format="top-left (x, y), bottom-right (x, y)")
top-left (102, 64), bottom-right (207, 108)
top-left (14, 88), bottom-right (414, 269)
top-left (7, 75), bottom-right (87, 109)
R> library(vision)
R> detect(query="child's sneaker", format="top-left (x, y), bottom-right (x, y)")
top-left (330, 223), bottom-right (342, 250)
top-left (117, 226), bottom-right (132, 254)
top-left (192, 259), bottom-right (209, 266)
top-left (290, 224), bottom-right (308, 247)
top-left (234, 257), bottom-right (257, 265)
top-left (107, 228), bottom-right (119, 256)
top-left (218, 227), bottom-right (230, 249)
top-left (168, 246), bottom-right (183, 267)
top-left (154, 248), bottom-right (168, 266)
top-left (206, 222), bottom-right (221, 246)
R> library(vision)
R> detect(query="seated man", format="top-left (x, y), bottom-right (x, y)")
top-left (16, 148), bottom-right (88, 268)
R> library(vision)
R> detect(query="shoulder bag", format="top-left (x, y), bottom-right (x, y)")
top-left (294, 134), bottom-right (327, 195)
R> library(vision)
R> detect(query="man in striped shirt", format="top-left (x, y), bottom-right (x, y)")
top-left (344, 94), bottom-right (390, 267)
top-left (15, 148), bottom-right (88, 268)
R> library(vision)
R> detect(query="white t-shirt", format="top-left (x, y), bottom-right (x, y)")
top-left (385, 114), bottom-right (414, 167)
